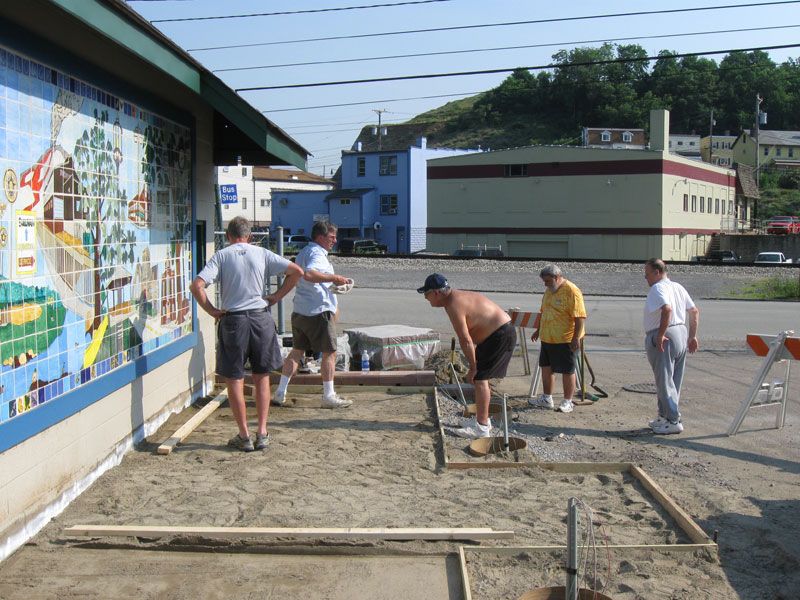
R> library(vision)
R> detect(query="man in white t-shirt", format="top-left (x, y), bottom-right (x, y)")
top-left (643, 258), bottom-right (700, 434)
top-left (191, 217), bottom-right (303, 452)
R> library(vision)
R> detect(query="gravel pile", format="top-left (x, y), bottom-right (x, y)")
top-left (331, 256), bottom-right (796, 299)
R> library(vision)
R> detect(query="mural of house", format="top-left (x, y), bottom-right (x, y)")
top-left (0, 1), bottom-right (308, 559)
top-left (731, 129), bottom-right (800, 171)
top-left (427, 110), bottom-right (741, 261)
top-left (216, 164), bottom-right (334, 228)
top-left (271, 131), bottom-right (480, 254)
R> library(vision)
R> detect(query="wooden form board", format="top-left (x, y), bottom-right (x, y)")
top-left (432, 389), bottom-right (715, 551)
top-left (157, 393), bottom-right (227, 455)
top-left (212, 370), bottom-right (436, 387)
top-left (63, 525), bottom-right (514, 542)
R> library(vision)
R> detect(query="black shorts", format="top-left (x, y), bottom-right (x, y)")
top-left (539, 342), bottom-right (577, 374)
top-left (291, 311), bottom-right (337, 353)
top-left (216, 308), bottom-right (283, 379)
top-left (475, 322), bottom-right (516, 381)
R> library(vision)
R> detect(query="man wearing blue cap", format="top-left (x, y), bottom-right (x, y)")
top-left (418, 273), bottom-right (515, 439)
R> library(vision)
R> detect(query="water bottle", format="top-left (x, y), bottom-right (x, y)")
top-left (361, 350), bottom-right (370, 372)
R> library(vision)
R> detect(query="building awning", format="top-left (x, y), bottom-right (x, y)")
top-left (37, 0), bottom-right (309, 169)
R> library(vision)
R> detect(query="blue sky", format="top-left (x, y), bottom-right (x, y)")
top-left (127, 0), bottom-right (800, 175)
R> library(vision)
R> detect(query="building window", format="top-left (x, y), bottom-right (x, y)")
top-left (790, 148), bottom-right (795, 158)
top-left (689, 141), bottom-right (695, 146)
top-left (380, 194), bottom-right (398, 215)
top-left (503, 164), bottom-right (528, 177)
top-left (357, 157), bottom-right (366, 177)
top-left (691, 195), bottom-right (697, 212)
top-left (677, 141), bottom-right (684, 146)
top-left (728, 199), bottom-right (733, 215)
top-left (340, 198), bottom-right (351, 205)
top-left (261, 198), bottom-right (269, 207)
top-left (224, 204), bottom-right (230, 210)
top-left (700, 196), bottom-right (705, 213)
top-left (601, 130), bottom-right (611, 142)
top-left (683, 194), bottom-right (688, 212)
top-left (715, 198), bottom-right (720, 214)
top-left (242, 167), bottom-right (248, 176)
top-left (242, 197), bottom-right (247, 209)
top-left (622, 131), bottom-right (633, 143)
top-left (222, 166), bottom-right (229, 172)
top-left (379, 155), bottom-right (397, 176)
top-left (764, 146), bottom-right (769, 156)
top-left (713, 142), bottom-right (718, 148)
top-left (776, 147), bottom-right (782, 157)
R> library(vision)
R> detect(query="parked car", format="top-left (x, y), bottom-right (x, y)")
top-left (336, 238), bottom-right (387, 254)
top-left (754, 252), bottom-right (793, 264)
top-left (765, 216), bottom-right (800, 235)
top-left (694, 250), bottom-right (739, 263)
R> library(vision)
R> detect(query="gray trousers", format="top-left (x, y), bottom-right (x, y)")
top-left (645, 325), bottom-right (688, 423)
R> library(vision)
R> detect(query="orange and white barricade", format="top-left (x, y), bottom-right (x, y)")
top-left (728, 330), bottom-right (799, 436)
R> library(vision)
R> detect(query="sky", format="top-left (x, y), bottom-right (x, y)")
top-left (126, 0), bottom-right (800, 176)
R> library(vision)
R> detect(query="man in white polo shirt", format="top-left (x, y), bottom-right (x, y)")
top-left (273, 221), bottom-right (354, 408)
top-left (643, 258), bottom-right (700, 434)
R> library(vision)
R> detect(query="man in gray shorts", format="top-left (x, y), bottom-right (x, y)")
top-left (273, 221), bottom-right (354, 408)
top-left (191, 216), bottom-right (303, 451)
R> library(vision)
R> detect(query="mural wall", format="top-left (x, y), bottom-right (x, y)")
top-left (0, 45), bottom-right (193, 428)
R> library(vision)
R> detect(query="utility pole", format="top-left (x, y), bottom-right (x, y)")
top-left (708, 109), bottom-right (715, 165)
top-left (373, 108), bottom-right (388, 150)
top-left (755, 94), bottom-right (763, 187)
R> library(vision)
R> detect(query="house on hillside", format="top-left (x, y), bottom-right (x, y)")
top-left (0, 0), bottom-right (308, 559)
top-left (216, 164), bottom-right (333, 228)
top-left (271, 129), bottom-right (480, 254)
top-left (427, 110), bottom-right (740, 261)
top-left (700, 134), bottom-right (736, 168)
top-left (668, 134), bottom-right (701, 159)
top-left (732, 130), bottom-right (800, 172)
top-left (582, 127), bottom-right (646, 149)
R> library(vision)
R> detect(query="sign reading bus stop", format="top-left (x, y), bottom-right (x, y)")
top-left (219, 184), bottom-right (238, 205)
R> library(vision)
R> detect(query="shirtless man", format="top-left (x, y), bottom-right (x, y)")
top-left (418, 273), bottom-right (516, 439)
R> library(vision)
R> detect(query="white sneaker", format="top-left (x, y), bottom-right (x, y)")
top-left (528, 394), bottom-right (554, 409)
top-left (453, 418), bottom-right (492, 439)
top-left (652, 420), bottom-right (684, 435)
top-left (648, 415), bottom-right (668, 429)
top-left (271, 390), bottom-right (286, 406)
top-left (557, 399), bottom-right (574, 413)
top-left (321, 394), bottom-right (352, 409)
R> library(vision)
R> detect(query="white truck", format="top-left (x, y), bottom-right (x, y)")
top-left (754, 252), bottom-right (793, 264)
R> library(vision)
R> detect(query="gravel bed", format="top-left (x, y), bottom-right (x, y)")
top-left (330, 256), bottom-right (798, 299)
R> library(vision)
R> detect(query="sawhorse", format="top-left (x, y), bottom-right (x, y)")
top-left (728, 330), bottom-right (799, 436)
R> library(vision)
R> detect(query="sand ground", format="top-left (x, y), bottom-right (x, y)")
top-left (0, 343), bottom-right (798, 599)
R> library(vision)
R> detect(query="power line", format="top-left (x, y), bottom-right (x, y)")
top-left (152, 0), bottom-right (453, 23)
top-left (264, 91), bottom-right (484, 113)
top-left (214, 24), bottom-right (800, 73)
top-left (236, 42), bottom-right (800, 91)
top-left (187, 0), bottom-right (800, 52)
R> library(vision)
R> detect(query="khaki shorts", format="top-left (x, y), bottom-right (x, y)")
top-left (291, 311), bottom-right (337, 353)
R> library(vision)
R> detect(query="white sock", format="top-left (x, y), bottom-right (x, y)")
top-left (276, 375), bottom-right (290, 396)
top-left (323, 380), bottom-right (335, 398)
top-left (543, 394), bottom-right (553, 399)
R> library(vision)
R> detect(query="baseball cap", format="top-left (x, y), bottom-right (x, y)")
top-left (417, 273), bottom-right (448, 294)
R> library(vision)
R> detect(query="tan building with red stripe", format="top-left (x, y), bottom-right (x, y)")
top-left (426, 110), bottom-right (741, 261)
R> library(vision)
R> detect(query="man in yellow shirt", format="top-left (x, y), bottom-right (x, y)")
top-left (528, 265), bottom-right (586, 413)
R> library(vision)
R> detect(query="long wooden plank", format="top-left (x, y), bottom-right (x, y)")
top-left (448, 461), bottom-right (532, 470)
top-left (463, 543), bottom-right (717, 555)
top-left (266, 371), bottom-right (436, 386)
top-left (539, 462), bottom-right (632, 474)
top-left (629, 465), bottom-right (711, 544)
top-left (279, 385), bottom-right (430, 395)
top-left (459, 545), bottom-right (473, 600)
top-left (63, 525), bottom-right (514, 541)
top-left (157, 393), bottom-right (227, 455)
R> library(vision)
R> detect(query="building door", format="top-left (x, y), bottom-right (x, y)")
top-left (396, 226), bottom-right (406, 254)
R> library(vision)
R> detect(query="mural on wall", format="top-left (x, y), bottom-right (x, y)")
top-left (0, 46), bottom-right (193, 426)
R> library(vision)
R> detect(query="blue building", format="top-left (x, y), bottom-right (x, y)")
top-left (271, 134), bottom-right (479, 253)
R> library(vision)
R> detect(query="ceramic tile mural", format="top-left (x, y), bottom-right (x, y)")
top-left (0, 46), bottom-right (193, 425)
